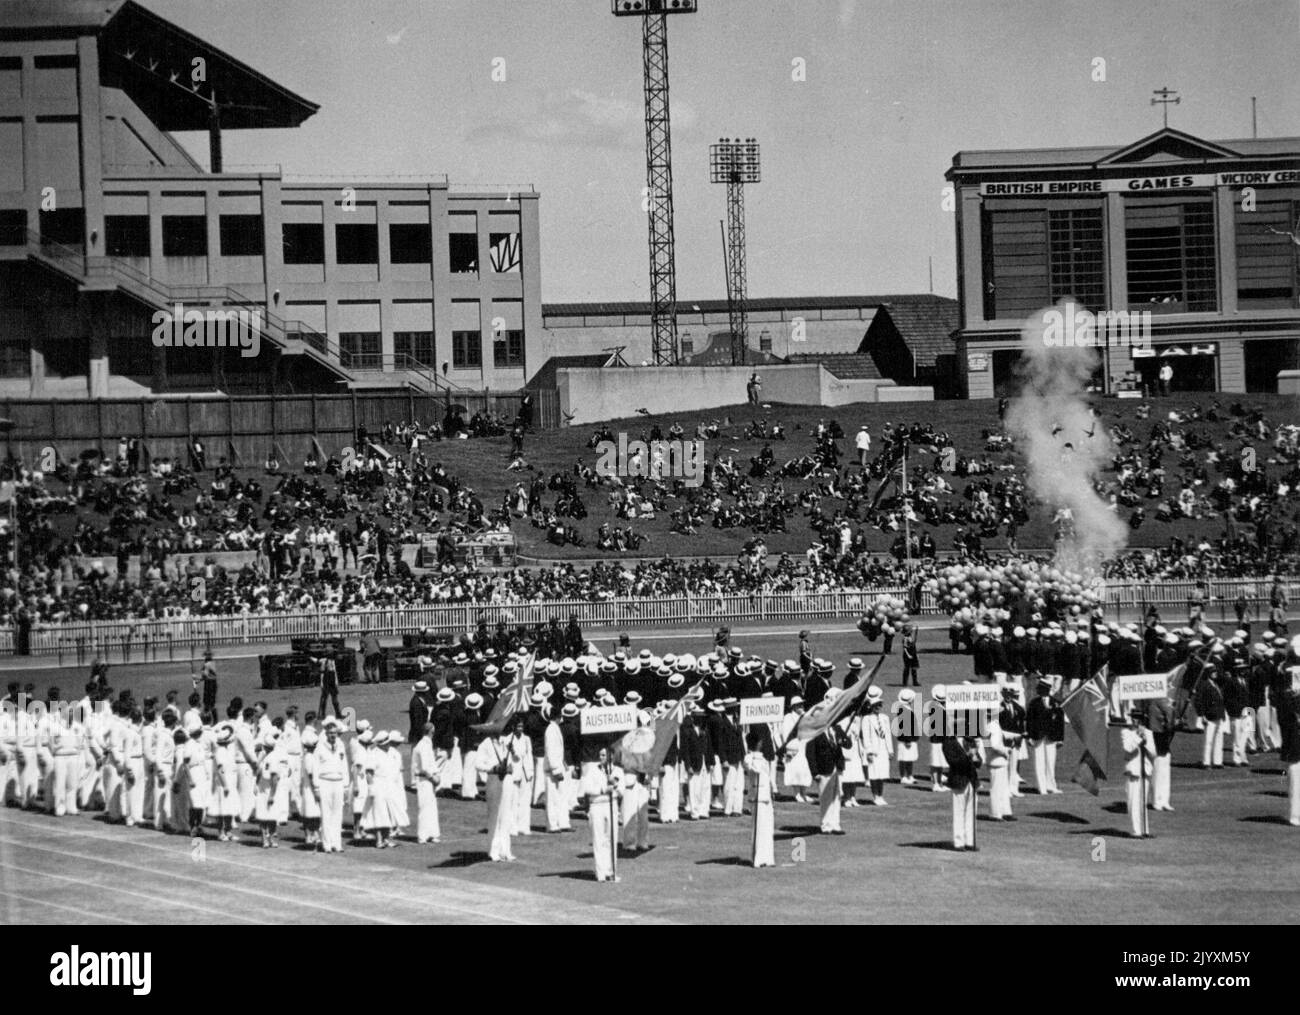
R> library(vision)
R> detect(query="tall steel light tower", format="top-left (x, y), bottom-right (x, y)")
top-left (710, 137), bottom-right (760, 365)
top-left (611, 0), bottom-right (698, 365)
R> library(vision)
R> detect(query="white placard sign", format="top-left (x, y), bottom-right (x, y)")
top-left (943, 685), bottom-right (1003, 710)
top-left (580, 704), bottom-right (637, 735)
top-left (739, 697), bottom-right (786, 725)
top-left (1116, 674), bottom-right (1169, 701)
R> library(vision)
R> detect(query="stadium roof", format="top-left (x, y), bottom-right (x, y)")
top-left (867, 299), bottom-right (960, 367)
top-left (786, 353), bottom-right (883, 380)
top-left (543, 294), bottom-right (941, 318)
top-left (2, 0), bottom-right (320, 130)
top-left (948, 128), bottom-right (1300, 174)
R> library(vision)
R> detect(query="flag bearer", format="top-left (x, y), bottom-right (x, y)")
top-left (743, 729), bottom-right (775, 867)
top-left (583, 746), bottom-right (623, 882)
top-left (1122, 708), bottom-right (1156, 838)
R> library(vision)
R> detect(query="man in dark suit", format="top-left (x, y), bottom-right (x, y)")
top-left (942, 728), bottom-right (983, 850)
top-left (407, 681), bottom-right (432, 744)
top-left (808, 722), bottom-right (847, 834)
top-left (772, 661), bottom-right (804, 708)
top-left (1146, 691), bottom-right (1177, 810)
top-left (1026, 677), bottom-right (1064, 794)
top-left (804, 660), bottom-right (833, 709)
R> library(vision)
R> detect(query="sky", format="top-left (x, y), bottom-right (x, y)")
top-left (151, 0), bottom-right (1300, 303)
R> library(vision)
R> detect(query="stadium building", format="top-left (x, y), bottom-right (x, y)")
top-left (947, 128), bottom-right (1300, 398)
top-left (0, 0), bottom-right (542, 399)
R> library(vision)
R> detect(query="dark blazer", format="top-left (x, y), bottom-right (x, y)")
top-left (942, 738), bottom-right (981, 792)
top-left (1026, 697), bottom-right (1065, 742)
top-left (807, 729), bottom-right (846, 778)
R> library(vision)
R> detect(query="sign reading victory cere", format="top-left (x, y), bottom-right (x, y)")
top-left (739, 697), bottom-right (785, 725)
top-left (580, 704), bottom-right (637, 734)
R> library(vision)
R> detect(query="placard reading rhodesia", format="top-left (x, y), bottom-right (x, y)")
top-left (1116, 674), bottom-right (1170, 701)
top-left (580, 705), bottom-right (637, 734)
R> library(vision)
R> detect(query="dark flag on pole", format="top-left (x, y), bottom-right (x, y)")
top-left (1061, 672), bottom-right (1110, 795)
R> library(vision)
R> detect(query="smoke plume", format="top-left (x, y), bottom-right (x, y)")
top-left (1005, 301), bottom-right (1127, 570)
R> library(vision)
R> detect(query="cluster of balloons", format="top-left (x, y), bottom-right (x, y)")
top-left (924, 560), bottom-right (1105, 622)
top-left (859, 594), bottom-right (910, 641)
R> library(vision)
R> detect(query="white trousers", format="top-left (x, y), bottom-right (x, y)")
top-left (102, 764), bottom-right (123, 820)
top-left (51, 755), bottom-right (80, 816)
top-left (621, 782), bottom-right (650, 850)
top-left (319, 780), bottom-right (346, 851)
top-left (1153, 753), bottom-right (1172, 809)
top-left (123, 759), bottom-right (145, 824)
top-left (1127, 775), bottom-right (1148, 836)
top-left (590, 796), bottom-right (616, 880)
top-left (1230, 717), bottom-right (1249, 765)
top-left (687, 770), bottom-right (711, 818)
top-left (658, 766), bottom-right (680, 823)
top-left (749, 774), bottom-right (775, 868)
top-left (952, 784), bottom-right (976, 848)
top-left (818, 774), bottom-right (841, 832)
top-left (1032, 740), bottom-right (1058, 793)
top-left (1202, 721), bottom-right (1225, 766)
top-left (545, 773), bottom-right (571, 831)
top-left (460, 750), bottom-right (478, 799)
top-left (237, 764), bottom-right (256, 822)
top-left (485, 775), bottom-right (515, 860)
top-left (415, 779), bottom-right (440, 842)
top-left (151, 775), bottom-right (172, 830)
top-left (1288, 760), bottom-right (1300, 826)
top-left (532, 758), bottom-right (547, 805)
top-left (989, 765), bottom-right (1011, 818)
top-left (513, 775), bottom-right (532, 835)
top-left (16, 749), bottom-right (39, 806)
top-left (723, 764), bottom-right (744, 815)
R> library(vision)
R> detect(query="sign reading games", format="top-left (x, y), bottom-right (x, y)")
top-left (979, 170), bottom-right (1299, 196)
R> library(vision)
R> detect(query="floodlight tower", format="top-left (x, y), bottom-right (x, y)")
top-left (710, 137), bottom-right (760, 365)
top-left (611, 0), bottom-right (698, 365)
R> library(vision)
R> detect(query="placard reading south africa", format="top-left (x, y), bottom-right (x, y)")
top-left (943, 685), bottom-right (1003, 710)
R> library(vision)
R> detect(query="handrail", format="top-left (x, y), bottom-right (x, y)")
top-left (340, 351), bottom-right (470, 394)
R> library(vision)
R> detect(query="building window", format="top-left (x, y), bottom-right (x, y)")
top-left (389, 223), bottom-right (431, 264)
top-left (282, 222), bottom-right (324, 264)
top-left (219, 214), bottom-right (263, 256)
top-left (39, 206), bottom-right (85, 248)
top-left (452, 330), bottom-right (482, 368)
top-left (335, 223), bottom-right (378, 264)
top-left (161, 214), bottom-right (207, 257)
top-left (493, 329), bottom-right (524, 367)
top-left (394, 330), bottom-right (435, 364)
top-left (758, 329), bottom-right (772, 352)
top-left (679, 332), bottom-right (693, 357)
top-left (0, 333), bottom-right (29, 378)
top-left (1236, 196), bottom-right (1299, 309)
top-left (489, 231), bottom-right (521, 273)
top-left (982, 206), bottom-right (1105, 319)
top-left (339, 331), bottom-right (381, 368)
top-left (0, 208), bottom-right (27, 246)
top-left (1125, 198), bottom-right (1217, 313)
top-left (105, 215), bottom-right (149, 257)
top-left (449, 233), bottom-right (478, 274)
top-left (1049, 208), bottom-right (1105, 309)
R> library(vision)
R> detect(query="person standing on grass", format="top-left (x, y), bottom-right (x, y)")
top-left (809, 699), bottom-right (846, 835)
top-left (855, 425), bottom-right (871, 468)
top-left (360, 629), bottom-right (383, 684)
top-left (209, 724), bottom-right (239, 841)
top-left (410, 722), bottom-right (442, 844)
top-left (477, 717), bottom-right (523, 862)
top-left (317, 653), bottom-right (342, 720)
top-left (928, 685), bottom-right (951, 792)
top-left (1026, 678), bottom-right (1063, 794)
top-left (943, 722), bottom-right (983, 852)
top-left (1122, 708), bottom-right (1156, 839)
top-left (863, 687), bottom-right (893, 806)
top-left (744, 728), bottom-right (775, 868)
top-left (583, 747), bottom-right (623, 882)
top-left (315, 718), bottom-right (349, 853)
top-left (298, 727), bottom-right (322, 847)
top-left (901, 620), bottom-right (920, 687)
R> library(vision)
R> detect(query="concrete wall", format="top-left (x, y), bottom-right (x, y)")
top-left (1279, 370), bottom-right (1300, 395)
top-left (539, 308), bottom-right (875, 368)
top-left (556, 365), bottom-right (929, 425)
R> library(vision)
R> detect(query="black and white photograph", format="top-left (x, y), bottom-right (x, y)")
top-left (0, 0), bottom-right (1297, 979)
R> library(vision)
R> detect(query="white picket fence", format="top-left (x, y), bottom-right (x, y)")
top-left (3, 577), bottom-right (1293, 663)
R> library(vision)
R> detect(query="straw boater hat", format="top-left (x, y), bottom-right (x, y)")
top-left (412, 680), bottom-right (429, 693)
top-left (931, 684), bottom-right (948, 703)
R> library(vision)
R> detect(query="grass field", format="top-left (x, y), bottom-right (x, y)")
top-left (3, 621), bottom-right (1298, 925)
